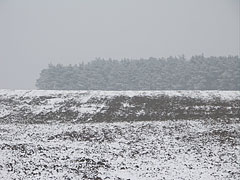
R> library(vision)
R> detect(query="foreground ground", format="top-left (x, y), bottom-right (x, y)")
top-left (0, 90), bottom-right (239, 179)
top-left (0, 119), bottom-right (239, 180)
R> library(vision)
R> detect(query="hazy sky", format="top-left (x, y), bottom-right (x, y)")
top-left (0, 0), bottom-right (239, 89)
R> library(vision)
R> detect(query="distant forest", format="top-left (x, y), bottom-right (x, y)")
top-left (36, 55), bottom-right (240, 90)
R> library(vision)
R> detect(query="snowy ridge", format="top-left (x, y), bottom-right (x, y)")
top-left (0, 89), bottom-right (240, 100)
top-left (0, 90), bottom-right (240, 123)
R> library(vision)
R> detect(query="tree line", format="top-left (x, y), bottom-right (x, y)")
top-left (36, 55), bottom-right (240, 90)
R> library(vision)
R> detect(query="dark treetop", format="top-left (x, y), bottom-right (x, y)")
top-left (36, 55), bottom-right (240, 90)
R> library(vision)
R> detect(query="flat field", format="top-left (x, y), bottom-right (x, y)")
top-left (0, 90), bottom-right (239, 179)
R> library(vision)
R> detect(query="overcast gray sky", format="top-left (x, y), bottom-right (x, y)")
top-left (0, 0), bottom-right (239, 89)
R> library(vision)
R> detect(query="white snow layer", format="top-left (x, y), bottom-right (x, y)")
top-left (0, 120), bottom-right (239, 180)
top-left (0, 90), bottom-right (240, 179)
top-left (0, 89), bottom-right (240, 100)
top-left (0, 90), bottom-right (239, 119)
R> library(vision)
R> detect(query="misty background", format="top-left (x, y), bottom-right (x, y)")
top-left (0, 0), bottom-right (239, 89)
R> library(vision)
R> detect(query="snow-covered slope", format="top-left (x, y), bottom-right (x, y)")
top-left (0, 90), bottom-right (239, 123)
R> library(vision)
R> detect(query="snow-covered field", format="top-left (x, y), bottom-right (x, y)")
top-left (0, 120), bottom-right (239, 180)
top-left (0, 90), bottom-right (240, 179)
top-left (1, 90), bottom-right (240, 123)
